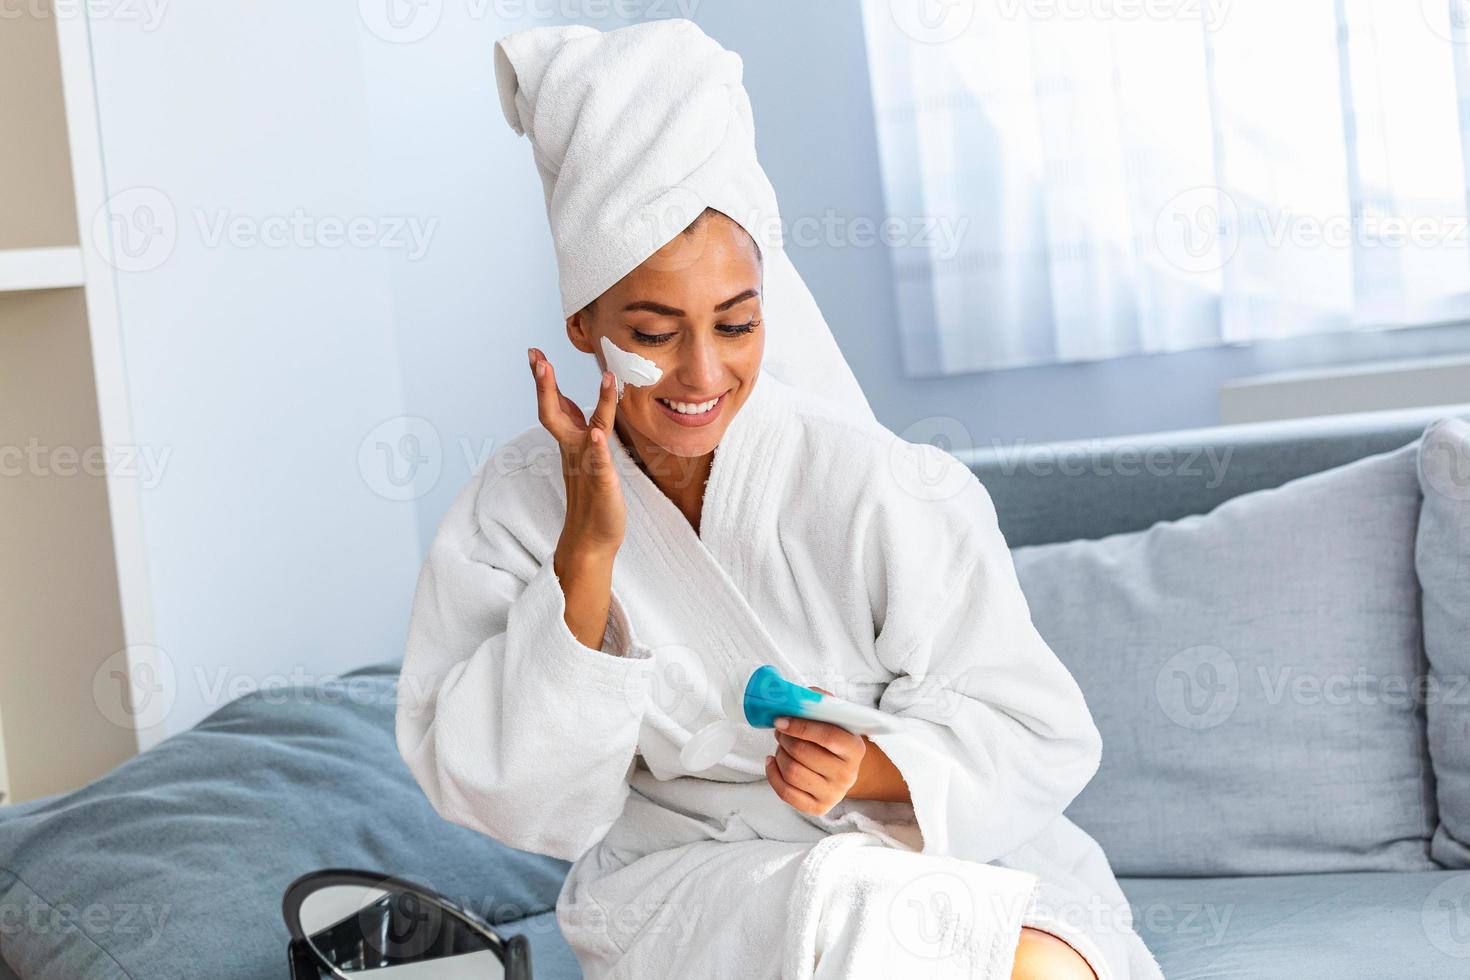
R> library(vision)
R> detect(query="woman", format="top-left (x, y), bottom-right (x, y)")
top-left (397, 19), bottom-right (1163, 980)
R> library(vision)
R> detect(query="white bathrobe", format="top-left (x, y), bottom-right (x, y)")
top-left (396, 370), bottom-right (1164, 980)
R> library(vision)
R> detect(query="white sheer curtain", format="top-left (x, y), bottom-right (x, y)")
top-left (861, 0), bottom-right (1470, 375)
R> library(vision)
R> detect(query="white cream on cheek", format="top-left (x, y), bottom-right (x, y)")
top-left (600, 334), bottom-right (664, 400)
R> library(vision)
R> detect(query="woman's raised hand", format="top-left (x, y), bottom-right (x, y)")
top-left (529, 347), bottom-right (626, 563)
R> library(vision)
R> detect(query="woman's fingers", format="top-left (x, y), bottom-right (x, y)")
top-left (587, 369), bottom-right (619, 437)
top-left (765, 753), bottom-right (822, 812)
top-left (529, 348), bottom-right (586, 440)
top-left (775, 731), bottom-right (847, 775)
top-left (587, 426), bottom-right (616, 487)
top-left (775, 716), bottom-right (864, 762)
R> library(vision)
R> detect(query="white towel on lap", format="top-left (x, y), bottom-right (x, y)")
top-left (787, 834), bottom-right (1041, 980)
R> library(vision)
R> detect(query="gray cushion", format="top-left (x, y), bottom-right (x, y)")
top-left (1418, 418), bottom-right (1470, 868)
top-left (1120, 870), bottom-right (1470, 978)
top-left (1012, 441), bottom-right (1437, 876)
top-left (0, 662), bottom-right (577, 980)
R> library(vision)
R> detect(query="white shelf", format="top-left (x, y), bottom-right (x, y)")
top-left (0, 246), bottom-right (85, 292)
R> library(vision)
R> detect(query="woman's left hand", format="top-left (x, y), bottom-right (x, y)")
top-left (765, 687), bottom-right (867, 816)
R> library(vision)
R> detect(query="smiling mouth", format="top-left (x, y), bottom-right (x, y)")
top-left (653, 389), bottom-right (730, 425)
top-left (657, 393), bottom-right (723, 413)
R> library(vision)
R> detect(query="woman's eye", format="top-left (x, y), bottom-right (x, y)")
top-left (629, 320), bottom-right (758, 345)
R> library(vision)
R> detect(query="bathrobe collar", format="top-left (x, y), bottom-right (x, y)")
top-left (605, 369), bottom-right (805, 685)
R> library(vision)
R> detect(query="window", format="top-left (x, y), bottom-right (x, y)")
top-left (861, 0), bottom-right (1470, 374)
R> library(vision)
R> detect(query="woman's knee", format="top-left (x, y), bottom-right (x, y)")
top-left (1010, 926), bottom-right (1098, 980)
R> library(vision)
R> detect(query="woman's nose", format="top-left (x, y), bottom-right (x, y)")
top-left (671, 331), bottom-right (722, 390)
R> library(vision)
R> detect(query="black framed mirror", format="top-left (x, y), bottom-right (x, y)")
top-left (282, 868), bottom-right (533, 979)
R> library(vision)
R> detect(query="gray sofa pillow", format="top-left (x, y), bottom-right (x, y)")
top-left (1012, 440), bottom-right (1437, 877)
top-left (0, 663), bottom-right (574, 980)
top-left (1417, 417), bottom-right (1470, 868)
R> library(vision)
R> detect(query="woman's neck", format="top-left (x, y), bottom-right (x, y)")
top-left (615, 419), bottom-right (714, 534)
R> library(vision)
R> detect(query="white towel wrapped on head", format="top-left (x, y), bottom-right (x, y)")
top-left (492, 18), bottom-right (875, 421)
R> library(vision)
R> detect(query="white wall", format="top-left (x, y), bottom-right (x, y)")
top-left (87, 5), bottom-right (469, 734)
top-left (87, 1), bottom-right (637, 736)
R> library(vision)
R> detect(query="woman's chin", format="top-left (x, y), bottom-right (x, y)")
top-left (646, 422), bottom-right (724, 458)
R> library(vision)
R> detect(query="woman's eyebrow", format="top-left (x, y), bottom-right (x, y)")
top-left (621, 288), bottom-right (759, 317)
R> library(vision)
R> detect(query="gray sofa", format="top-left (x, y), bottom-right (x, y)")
top-left (967, 400), bottom-right (1470, 978)
top-left (2, 400), bottom-right (1467, 979)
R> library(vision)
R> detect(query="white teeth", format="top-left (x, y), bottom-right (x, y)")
top-left (658, 396), bottom-right (718, 415)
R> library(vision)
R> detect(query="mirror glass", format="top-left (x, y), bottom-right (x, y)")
top-left (297, 884), bottom-right (504, 979)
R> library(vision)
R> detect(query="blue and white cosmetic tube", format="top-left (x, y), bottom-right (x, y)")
top-left (679, 663), bottom-right (904, 772)
top-left (738, 664), bottom-right (904, 736)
